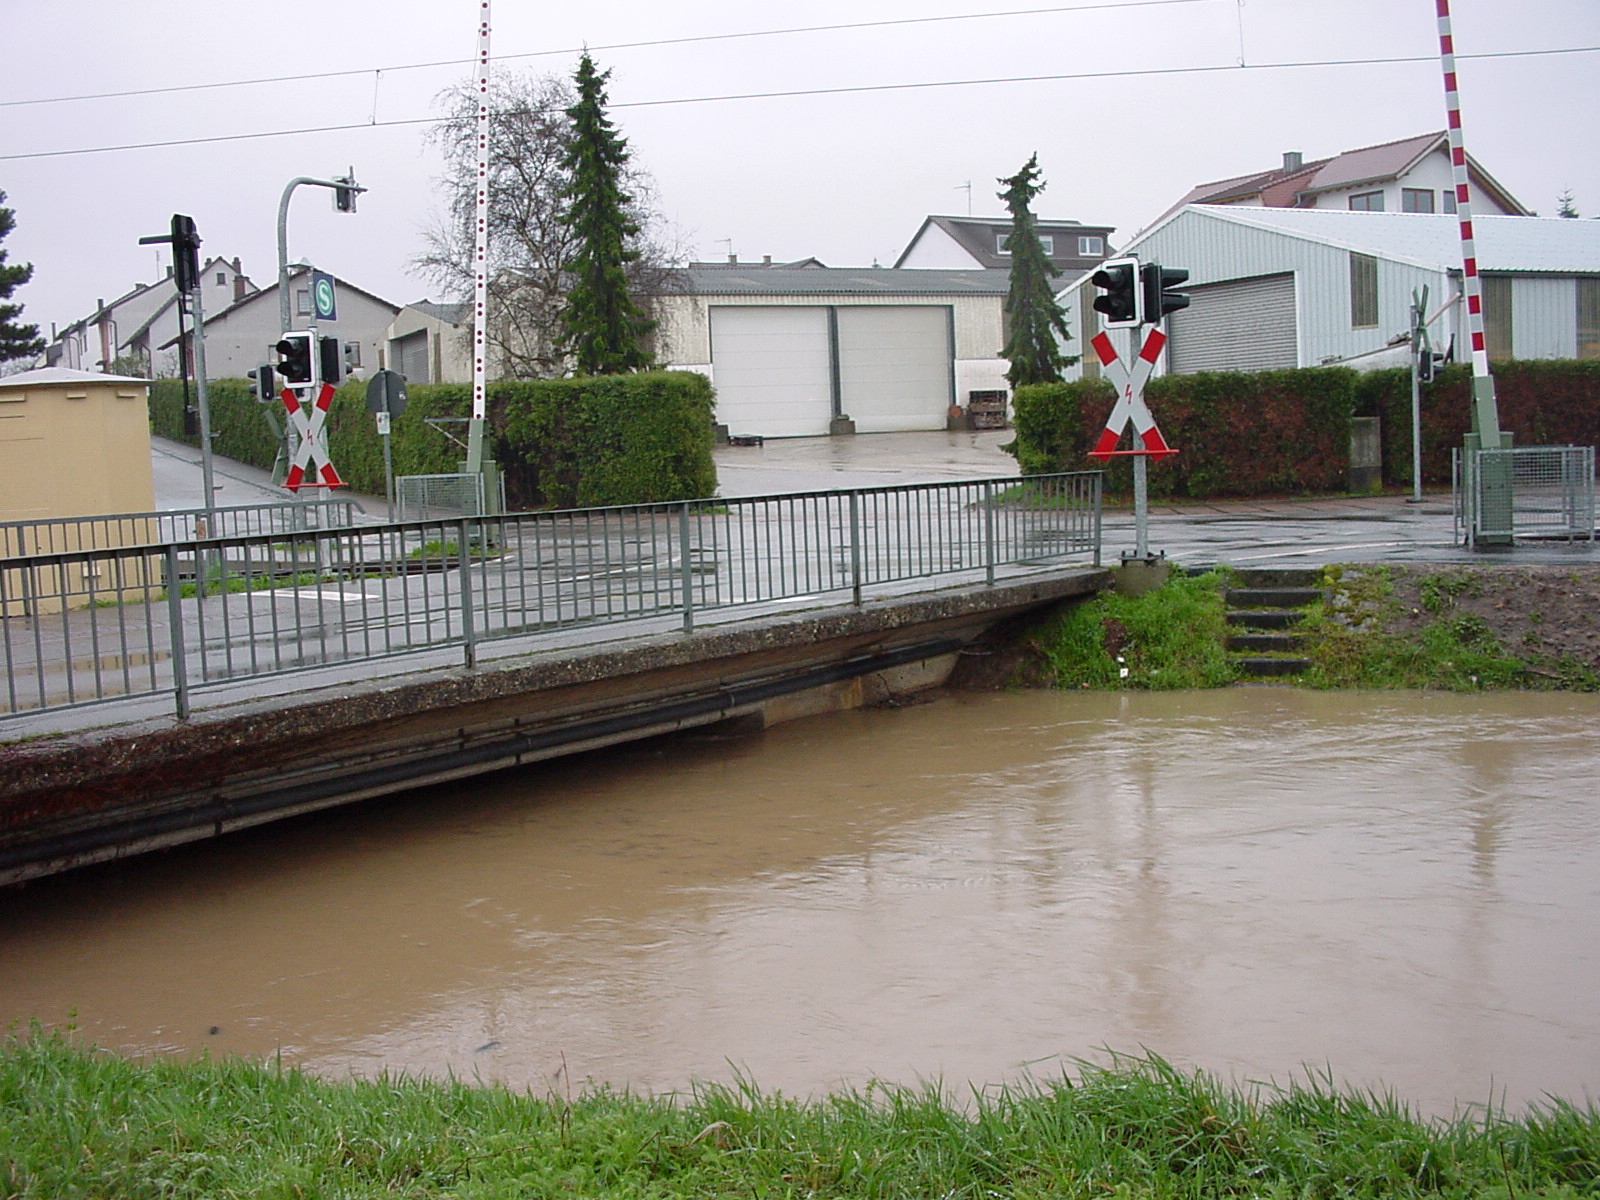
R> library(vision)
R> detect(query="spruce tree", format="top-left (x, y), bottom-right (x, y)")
top-left (557, 54), bottom-right (654, 375)
top-left (0, 190), bottom-right (46, 366)
top-left (998, 155), bottom-right (1072, 388)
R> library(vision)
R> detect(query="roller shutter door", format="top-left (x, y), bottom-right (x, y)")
top-left (392, 330), bottom-right (431, 384)
top-left (710, 307), bottom-right (832, 437)
top-left (838, 306), bottom-right (952, 432)
top-left (1167, 273), bottom-right (1298, 374)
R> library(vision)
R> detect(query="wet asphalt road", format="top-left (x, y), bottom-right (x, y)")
top-left (152, 430), bottom-right (1600, 568)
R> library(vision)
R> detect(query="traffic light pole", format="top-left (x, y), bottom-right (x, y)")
top-left (1129, 319), bottom-right (1152, 563)
top-left (188, 283), bottom-right (218, 523)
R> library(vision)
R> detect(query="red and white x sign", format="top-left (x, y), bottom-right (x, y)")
top-left (1089, 329), bottom-right (1175, 461)
top-left (280, 383), bottom-right (346, 492)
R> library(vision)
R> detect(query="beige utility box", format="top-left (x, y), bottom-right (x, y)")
top-left (1, 368), bottom-right (158, 614)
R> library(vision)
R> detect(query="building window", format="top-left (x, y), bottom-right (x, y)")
top-left (215, 270), bottom-right (227, 285)
top-left (1402, 188), bottom-right (1435, 213)
top-left (1578, 278), bottom-right (1600, 360)
top-left (997, 233), bottom-right (1053, 255)
top-left (296, 288), bottom-right (312, 316)
top-left (344, 340), bottom-right (362, 368)
top-left (1349, 252), bottom-right (1379, 328)
top-left (1349, 191), bottom-right (1385, 212)
top-left (1443, 188), bottom-right (1458, 214)
top-left (1482, 275), bottom-right (1513, 361)
top-left (1078, 235), bottom-right (1104, 256)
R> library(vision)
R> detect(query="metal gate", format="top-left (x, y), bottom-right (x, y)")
top-left (1453, 445), bottom-right (1596, 546)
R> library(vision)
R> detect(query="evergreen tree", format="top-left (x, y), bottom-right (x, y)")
top-left (0, 190), bottom-right (46, 366)
top-left (1557, 189), bottom-right (1580, 219)
top-left (998, 155), bottom-right (1072, 388)
top-left (557, 54), bottom-right (654, 375)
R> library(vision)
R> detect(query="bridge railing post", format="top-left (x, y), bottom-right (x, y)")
top-left (849, 491), bottom-right (862, 606)
top-left (983, 480), bottom-right (996, 586)
top-left (680, 501), bottom-right (695, 633)
top-left (459, 517), bottom-right (477, 669)
top-left (164, 543), bottom-right (190, 720)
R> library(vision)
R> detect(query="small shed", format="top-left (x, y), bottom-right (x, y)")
top-left (0, 367), bottom-right (155, 526)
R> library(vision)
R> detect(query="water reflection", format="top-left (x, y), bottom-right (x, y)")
top-left (2, 688), bottom-right (1597, 1114)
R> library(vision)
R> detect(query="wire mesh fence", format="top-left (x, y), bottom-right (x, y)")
top-left (0, 472), bottom-right (1101, 722)
top-left (396, 473), bottom-right (488, 521)
top-left (1453, 445), bottom-right (1596, 546)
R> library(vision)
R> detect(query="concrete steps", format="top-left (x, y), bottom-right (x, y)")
top-left (1224, 568), bottom-right (1324, 678)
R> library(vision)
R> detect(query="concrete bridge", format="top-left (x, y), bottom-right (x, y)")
top-left (0, 471), bottom-right (1105, 884)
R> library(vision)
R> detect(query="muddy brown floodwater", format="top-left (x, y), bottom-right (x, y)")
top-left (3, 688), bottom-right (1599, 1115)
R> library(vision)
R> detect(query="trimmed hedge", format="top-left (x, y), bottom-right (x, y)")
top-left (1011, 367), bottom-right (1356, 497)
top-left (1014, 360), bottom-right (1600, 496)
top-left (1360, 360), bottom-right (1600, 487)
top-left (150, 371), bottom-right (717, 509)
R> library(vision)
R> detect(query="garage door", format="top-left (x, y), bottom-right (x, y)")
top-left (709, 308), bottom-right (832, 437)
top-left (1167, 273), bottom-right (1298, 374)
top-left (838, 307), bottom-right (952, 433)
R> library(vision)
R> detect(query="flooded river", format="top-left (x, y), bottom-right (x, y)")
top-left (3, 688), bottom-right (1598, 1114)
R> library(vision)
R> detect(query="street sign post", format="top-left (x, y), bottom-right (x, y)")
top-left (366, 369), bottom-right (408, 520)
top-left (1087, 326), bottom-right (1178, 563)
top-left (310, 271), bottom-right (338, 323)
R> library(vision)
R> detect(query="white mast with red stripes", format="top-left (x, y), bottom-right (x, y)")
top-left (1436, 0), bottom-right (1505, 452)
top-left (465, 0), bottom-right (492, 477)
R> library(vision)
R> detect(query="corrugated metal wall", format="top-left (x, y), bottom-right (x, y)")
top-left (1167, 274), bottom-right (1298, 374)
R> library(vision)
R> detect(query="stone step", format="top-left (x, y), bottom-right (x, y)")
top-left (1226, 586), bottom-right (1325, 609)
top-left (1225, 609), bottom-right (1307, 630)
top-left (1227, 632), bottom-right (1310, 654)
top-left (1234, 655), bottom-right (1313, 677)
top-left (1230, 567), bottom-right (1324, 588)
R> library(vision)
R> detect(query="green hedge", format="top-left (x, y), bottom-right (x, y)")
top-left (1011, 367), bottom-right (1356, 497)
top-left (1360, 360), bottom-right (1600, 487)
top-left (150, 371), bottom-right (717, 509)
top-left (1014, 360), bottom-right (1600, 496)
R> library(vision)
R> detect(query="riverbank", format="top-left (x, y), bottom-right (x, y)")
top-left (1005, 563), bottom-right (1600, 691)
top-left (4, 1030), bottom-right (1597, 1198)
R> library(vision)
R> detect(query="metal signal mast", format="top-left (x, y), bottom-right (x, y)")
top-left (466, 0), bottom-right (492, 476)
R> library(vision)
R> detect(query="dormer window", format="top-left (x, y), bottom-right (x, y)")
top-left (997, 233), bottom-right (1054, 255)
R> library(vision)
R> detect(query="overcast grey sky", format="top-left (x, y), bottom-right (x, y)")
top-left (4, 0), bottom-right (1597, 338)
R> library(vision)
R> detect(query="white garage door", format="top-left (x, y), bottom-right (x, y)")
top-left (838, 307), bottom-right (953, 433)
top-left (710, 307), bottom-right (832, 437)
top-left (1167, 273), bottom-right (1298, 374)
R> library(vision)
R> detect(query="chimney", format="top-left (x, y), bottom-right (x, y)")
top-left (234, 274), bottom-right (248, 302)
top-left (232, 257), bottom-right (241, 272)
top-left (727, 253), bottom-right (737, 264)
top-left (1283, 151), bottom-right (1303, 172)
top-left (763, 255), bottom-right (772, 265)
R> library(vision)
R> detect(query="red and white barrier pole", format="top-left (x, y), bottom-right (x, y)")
top-left (1436, 0), bottom-right (1505, 449)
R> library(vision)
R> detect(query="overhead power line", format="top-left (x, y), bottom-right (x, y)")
top-left (1, 45), bottom-right (1594, 163)
top-left (0, 0), bottom-right (1217, 110)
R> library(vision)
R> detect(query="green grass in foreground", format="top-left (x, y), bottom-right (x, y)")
top-left (9, 1032), bottom-right (1596, 1198)
top-left (1029, 569), bottom-right (1238, 690)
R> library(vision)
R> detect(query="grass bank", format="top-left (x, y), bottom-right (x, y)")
top-left (4, 1031), bottom-right (1598, 1198)
top-left (1023, 564), bottom-right (1600, 692)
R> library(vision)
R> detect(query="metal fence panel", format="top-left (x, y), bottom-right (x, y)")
top-left (2, 472), bottom-right (1101, 721)
top-left (397, 473), bottom-right (487, 521)
top-left (1454, 445), bottom-right (1596, 546)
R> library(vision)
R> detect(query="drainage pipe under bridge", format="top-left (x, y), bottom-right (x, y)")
top-left (0, 570), bottom-right (1108, 885)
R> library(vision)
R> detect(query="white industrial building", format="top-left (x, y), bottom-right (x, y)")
top-left (1059, 207), bottom-right (1600, 377)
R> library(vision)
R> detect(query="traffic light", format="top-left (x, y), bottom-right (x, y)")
top-left (1090, 257), bottom-right (1141, 328)
top-left (275, 332), bottom-right (315, 386)
top-left (1140, 263), bottom-right (1190, 323)
top-left (318, 335), bottom-right (342, 386)
top-left (170, 214), bottom-right (201, 294)
top-left (333, 170), bottom-right (364, 213)
top-left (246, 364), bottom-right (278, 402)
top-left (1418, 350), bottom-right (1448, 383)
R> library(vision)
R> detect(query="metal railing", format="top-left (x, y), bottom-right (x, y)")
top-left (0, 472), bottom-right (1101, 722)
top-left (0, 497), bottom-right (360, 558)
top-left (1453, 445), bottom-right (1596, 546)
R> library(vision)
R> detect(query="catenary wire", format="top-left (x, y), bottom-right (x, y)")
top-left (0, 0), bottom-right (1217, 110)
top-left (1, 45), bottom-right (1594, 163)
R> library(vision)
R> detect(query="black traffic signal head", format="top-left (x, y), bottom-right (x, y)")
top-left (170, 214), bottom-right (201, 294)
top-left (1090, 257), bottom-right (1141, 327)
top-left (275, 332), bottom-right (314, 386)
top-left (1418, 350), bottom-right (1447, 383)
top-left (1140, 263), bottom-right (1190, 323)
top-left (333, 170), bottom-right (364, 213)
top-left (318, 335), bottom-right (342, 386)
top-left (246, 364), bottom-right (278, 402)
